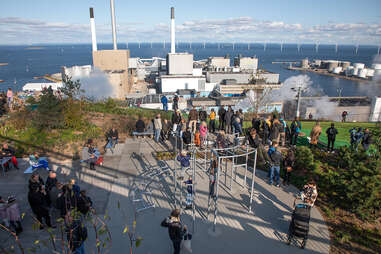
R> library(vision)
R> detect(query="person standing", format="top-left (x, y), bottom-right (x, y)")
top-left (252, 115), bottom-right (261, 134)
top-left (161, 95), bottom-right (168, 111)
top-left (153, 114), bottom-right (162, 142)
top-left (6, 88), bottom-right (13, 109)
top-left (199, 121), bottom-right (208, 148)
top-left (271, 118), bottom-right (281, 144)
top-left (28, 186), bottom-right (53, 229)
top-left (173, 95), bottom-right (179, 111)
top-left (171, 110), bottom-right (182, 134)
top-left (268, 142), bottom-right (282, 187)
top-left (279, 118), bottom-right (287, 147)
top-left (49, 182), bottom-right (63, 227)
top-left (283, 149), bottom-right (295, 185)
top-left (290, 117), bottom-right (302, 146)
top-left (309, 122), bottom-right (322, 149)
top-left (209, 108), bottom-right (216, 133)
top-left (188, 107), bottom-right (198, 133)
top-left (262, 117), bottom-right (271, 145)
top-left (224, 106), bottom-right (233, 134)
top-left (6, 196), bottom-right (23, 235)
top-left (218, 106), bottom-right (226, 130)
top-left (326, 123), bottom-right (338, 152)
top-left (198, 107), bottom-right (207, 122)
top-left (341, 111), bottom-right (348, 122)
top-left (66, 215), bottom-right (88, 254)
top-left (362, 128), bottom-right (372, 151)
top-left (161, 209), bottom-right (187, 254)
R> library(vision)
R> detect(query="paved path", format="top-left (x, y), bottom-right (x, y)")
top-left (0, 137), bottom-right (331, 253)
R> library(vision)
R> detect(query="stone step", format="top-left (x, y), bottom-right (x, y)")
top-left (104, 143), bottom-right (124, 156)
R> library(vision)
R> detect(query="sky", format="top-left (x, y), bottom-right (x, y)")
top-left (0, 0), bottom-right (381, 45)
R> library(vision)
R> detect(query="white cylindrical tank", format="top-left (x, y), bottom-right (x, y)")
top-left (328, 61), bottom-right (339, 72)
top-left (352, 68), bottom-right (359, 76)
top-left (354, 63), bottom-right (365, 69)
top-left (358, 68), bottom-right (367, 78)
top-left (366, 69), bottom-right (375, 77)
top-left (301, 58), bottom-right (309, 68)
top-left (371, 63), bottom-right (381, 70)
top-left (333, 67), bottom-right (343, 74)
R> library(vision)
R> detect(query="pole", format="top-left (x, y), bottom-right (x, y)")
top-left (249, 149), bottom-right (257, 213)
top-left (174, 134), bottom-right (178, 207)
top-left (170, 7), bottom-right (175, 54)
top-left (192, 148), bottom-right (196, 234)
top-left (296, 87), bottom-right (301, 118)
top-left (110, 0), bottom-right (117, 50)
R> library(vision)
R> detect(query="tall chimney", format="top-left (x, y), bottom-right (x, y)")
top-left (110, 0), bottom-right (117, 50)
top-left (170, 7), bottom-right (175, 54)
top-left (89, 8), bottom-right (97, 51)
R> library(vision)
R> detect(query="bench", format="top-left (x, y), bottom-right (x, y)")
top-left (132, 131), bottom-right (154, 139)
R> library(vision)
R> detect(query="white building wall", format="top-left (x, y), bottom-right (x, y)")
top-left (209, 57), bottom-right (230, 68)
top-left (167, 53), bottom-right (193, 75)
top-left (161, 77), bottom-right (206, 93)
top-left (369, 97), bottom-right (381, 122)
top-left (257, 73), bottom-right (280, 84)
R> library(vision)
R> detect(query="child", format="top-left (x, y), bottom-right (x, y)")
top-left (0, 196), bottom-right (9, 228)
top-left (176, 150), bottom-right (190, 180)
top-left (184, 177), bottom-right (193, 210)
top-left (6, 196), bottom-right (23, 235)
top-left (209, 160), bottom-right (217, 198)
top-left (194, 130), bottom-right (201, 147)
top-left (199, 121), bottom-right (208, 148)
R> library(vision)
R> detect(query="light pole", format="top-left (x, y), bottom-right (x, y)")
top-left (337, 87), bottom-right (343, 105)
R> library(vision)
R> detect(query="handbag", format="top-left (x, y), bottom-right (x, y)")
top-left (181, 233), bottom-right (192, 253)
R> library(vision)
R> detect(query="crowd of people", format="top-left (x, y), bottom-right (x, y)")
top-left (27, 171), bottom-right (91, 253)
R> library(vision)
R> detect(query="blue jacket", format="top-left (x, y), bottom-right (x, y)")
top-left (177, 154), bottom-right (190, 167)
top-left (161, 96), bottom-right (168, 104)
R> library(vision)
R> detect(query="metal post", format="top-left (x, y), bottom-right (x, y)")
top-left (296, 87), bottom-right (301, 118)
top-left (249, 149), bottom-right (257, 213)
top-left (192, 148), bottom-right (196, 234)
top-left (174, 134), bottom-right (178, 207)
top-left (213, 156), bottom-right (221, 232)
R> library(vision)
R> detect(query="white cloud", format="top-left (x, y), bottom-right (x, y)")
top-left (0, 16), bottom-right (380, 45)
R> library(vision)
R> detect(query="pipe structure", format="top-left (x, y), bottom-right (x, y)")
top-left (89, 8), bottom-right (97, 51)
top-left (110, 0), bottom-right (117, 50)
top-left (170, 7), bottom-right (175, 54)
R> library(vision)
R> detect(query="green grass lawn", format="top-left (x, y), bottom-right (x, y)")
top-left (241, 120), bottom-right (377, 147)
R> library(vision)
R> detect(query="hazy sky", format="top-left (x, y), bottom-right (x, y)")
top-left (1, 0), bottom-right (381, 45)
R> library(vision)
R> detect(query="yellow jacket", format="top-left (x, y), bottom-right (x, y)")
top-left (210, 111), bottom-right (216, 120)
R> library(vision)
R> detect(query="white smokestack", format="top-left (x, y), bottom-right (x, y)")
top-left (110, 0), bottom-right (117, 50)
top-left (170, 7), bottom-right (175, 54)
top-left (89, 8), bottom-right (97, 52)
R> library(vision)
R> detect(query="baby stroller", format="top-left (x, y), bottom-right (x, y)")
top-left (287, 200), bottom-right (311, 249)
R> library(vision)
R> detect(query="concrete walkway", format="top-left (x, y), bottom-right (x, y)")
top-left (0, 137), bottom-right (330, 253)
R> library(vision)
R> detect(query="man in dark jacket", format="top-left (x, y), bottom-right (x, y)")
top-left (135, 117), bottom-right (145, 133)
top-left (182, 128), bottom-right (192, 149)
top-left (66, 215), bottom-right (88, 254)
top-left (326, 123), bottom-right (338, 152)
top-left (188, 107), bottom-right (198, 133)
top-left (268, 141), bottom-right (282, 187)
top-left (77, 190), bottom-right (93, 215)
top-left (28, 186), bottom-right (53, 229)
top-left (290, 117), bottom-right (302, 146)
top-left (161, 209), bottom-right (187, 254)
top-left (198, 107), bottom-right (207, 122)
top-left (218, 106), bottom-right (226, 130)
top-left (224, 107), bottom-right (234, 134)
top-left (362, 128), bottom-right (372, 151)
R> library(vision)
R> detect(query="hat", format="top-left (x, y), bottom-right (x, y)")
top-left (7, 196), bottom-right (16, 203)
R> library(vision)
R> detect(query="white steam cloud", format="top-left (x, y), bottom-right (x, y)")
top-left (72, 68), bottom-right (116, 100)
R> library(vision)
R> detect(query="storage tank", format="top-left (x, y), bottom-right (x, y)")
top-left (328, 61), bottom-right (339, 72)
top-left (358, 68), bottom-right (367, 78)
top-left (354, 63), bottom-right (365, 69)
top-left (301, 58), bottom-right (309, 68)
top-left (333, 67), bottom-right (343, 74)
top-left (352, 68), bottom-right (359, 76)
top-left (345, 66), bottom-right (354, 76)
top-left (341, 61), bottom-right (351, 69)
top-left (371, 63), bottom-right (381, 70)
top-left (366, 69), bottom-right (375, 77)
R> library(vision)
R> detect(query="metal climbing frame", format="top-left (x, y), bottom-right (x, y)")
top-left (209, 145), bottom-right (257, 233)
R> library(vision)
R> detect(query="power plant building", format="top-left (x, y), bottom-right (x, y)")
top-left (234, 56), bottom-right (258, 71)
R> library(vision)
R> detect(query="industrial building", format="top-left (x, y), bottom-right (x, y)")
top-left (234, 56), bottom-right (258, 71)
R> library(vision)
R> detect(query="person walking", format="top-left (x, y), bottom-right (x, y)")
top-left (161, 209), bottom-right (187, 254)
top-left (341, 111), bottom-right (348, 122)
top-left (218, 106), bottom-right (226, 130)
top-left (224, 106), bottom-right (234, 134)
top-left (309, 122), bottom-right (322, 149)
top-left (6, 88), bottom-right (13, 109)
top-left (188, 107), bottom-right (198, 133)
top-left (153, 114), bottom-right (162, 142)
top-left (209, 108), bottom-right (216, 133)
top-left (161, 95), bottom-right (168, 111)
top-left (326, 123), bottom-right (338, 152)
top-left (268, 141), bottom-right (282, 187)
